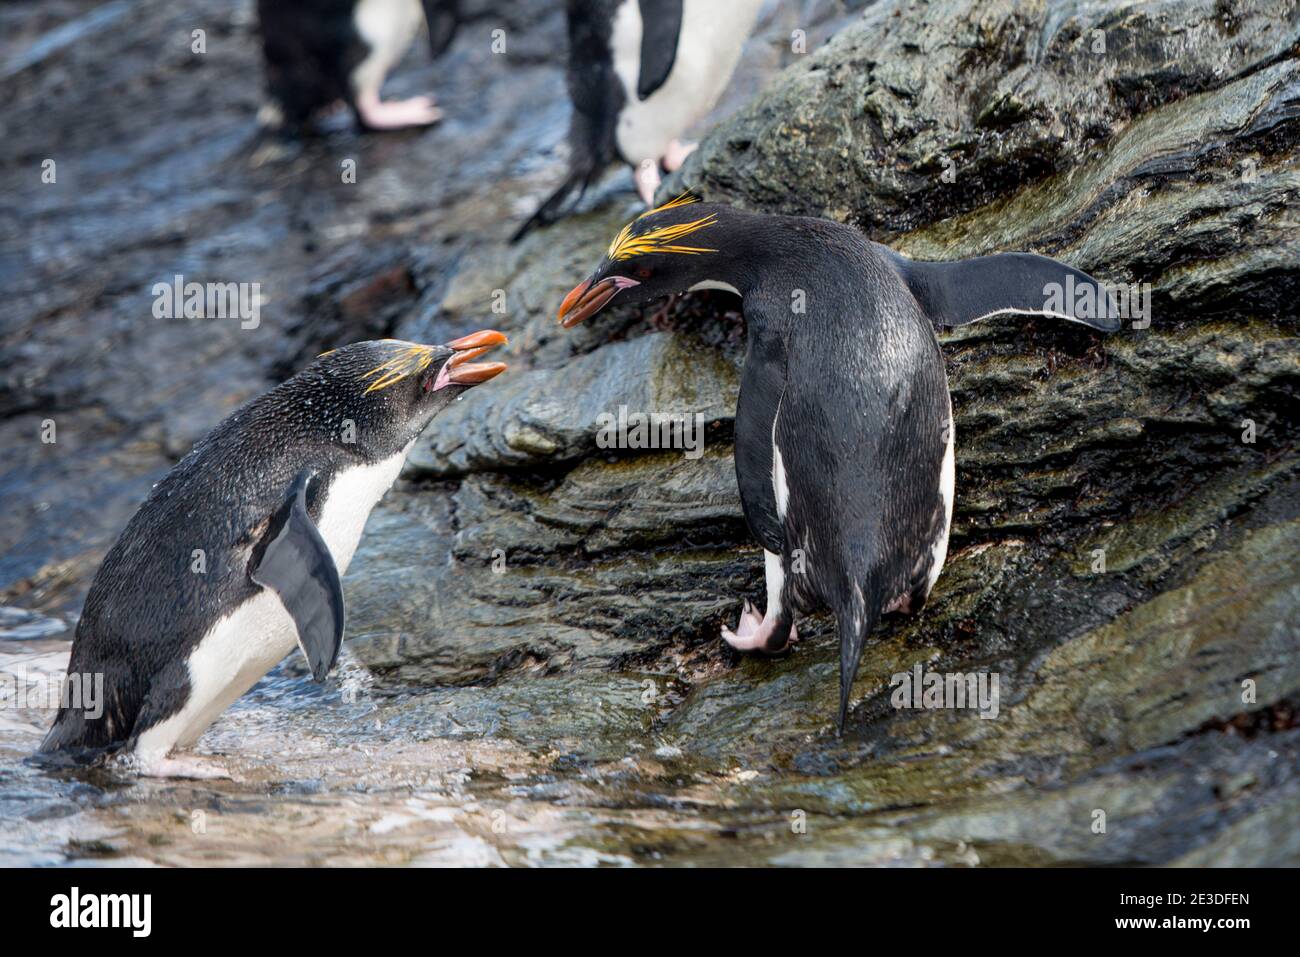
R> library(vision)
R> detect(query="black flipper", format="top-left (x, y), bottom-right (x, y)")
top-left (733, 330), bottom-right (789, 556)
top-left (891, 250), bottom-right (1122, 332)
top-left (250, 470), bottom-right (345, 683)
top-left (636, 0), bottom-right (683, 99)
top-left (421, 0), bottom-right (460, 58)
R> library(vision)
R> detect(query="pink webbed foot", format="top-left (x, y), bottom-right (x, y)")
top-left (135, 753), bottom-right (233, 780)
top-left (356, 92), bottom-right (443, 131)
top-left (721, 600), bottom-right (798, 655)
top-left (728, 599), bottom-right (762, 639)
top-left (661, 139), bottom-right (698, 173)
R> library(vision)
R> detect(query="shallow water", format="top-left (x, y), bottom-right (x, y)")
top-left (0, 611), bottom-right (929, 868)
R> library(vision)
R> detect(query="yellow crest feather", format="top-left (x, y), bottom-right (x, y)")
top-left (360, 342), bottom-right (437, 394)
top-left (637, 192), bottom-right (702, 219)
top-left (607, 193), bottom-right (717, 262)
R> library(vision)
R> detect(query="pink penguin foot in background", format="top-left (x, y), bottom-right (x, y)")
top-left (661, 139), bottom-right (698, 172)
top-left (635, 159), bottom-right (662, 205)
top-left (356, 92), bottom-right (443, 130)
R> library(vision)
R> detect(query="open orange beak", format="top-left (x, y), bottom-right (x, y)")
top-left (557, 276), bottom-right (640, 328)
top-left (437, 330), bottom-right (508, 389)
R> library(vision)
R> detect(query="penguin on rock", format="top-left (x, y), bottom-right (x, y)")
top-left (257, 0), bottom-right (460, 133)
top-left (556, 197), bottom-right (1121, 729)
top-left (512, 0), bottom-right (765, 239)
top-left (38, 334), bottom-right (507, 777)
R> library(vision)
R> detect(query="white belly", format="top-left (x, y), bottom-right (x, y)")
top-left (611, 0), bottom-right (764, 163)
top-left (351, 0), bottom-right (425, 96)
top-left (132, 443), bottom-right (413, 759)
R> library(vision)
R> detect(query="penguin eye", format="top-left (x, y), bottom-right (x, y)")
top-left (635, 266), bottom-right (653, 280)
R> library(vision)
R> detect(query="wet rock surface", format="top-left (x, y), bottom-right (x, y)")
top-left (1, 0), bottom-right (1296, 865)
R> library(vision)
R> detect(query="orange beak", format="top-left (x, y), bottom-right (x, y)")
top-left (557, 276), bottom-right (639, 328)
top-left (440, 330), bottom-right (508, 387)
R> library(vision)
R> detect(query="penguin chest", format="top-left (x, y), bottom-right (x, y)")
top-left (610, 0), bottom-right (762, 162)
top-left (313, 441), bottom-right (414, 577)
top-left (771, 413), bottom-right (790, 521)
top-left (350, 0), bottom-right (424, 94)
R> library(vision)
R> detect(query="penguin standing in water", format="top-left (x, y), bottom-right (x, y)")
top-left (513, 0), bottom-right (765, 239)
top-left (257, 0), bottom-right (460, 132)
top-left (38, 334), bottom-right (507, 777)
top-left (557, 198), bottom-right (1121, 729)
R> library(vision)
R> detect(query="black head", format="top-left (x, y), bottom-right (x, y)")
top-left (557, 196), bottom-right (748, 327)
top-left (288, 332), bottom-right (508, 455)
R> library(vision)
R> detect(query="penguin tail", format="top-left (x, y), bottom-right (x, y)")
top-left (29, 737), bottom-right (115, 770)
top-left (37, 680), bottom-right (129, 758)
top-left (36, 708), bottom-right (99, 758)
top-left (892, 251), bottom-right (1124, 333)
top-left (836, 576), bottom-right (882, 734)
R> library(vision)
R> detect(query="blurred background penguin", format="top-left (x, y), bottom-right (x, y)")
top-left (257, 0), bottom-right (460, 133)
top-left (513, 0), bottom-right (766, 239)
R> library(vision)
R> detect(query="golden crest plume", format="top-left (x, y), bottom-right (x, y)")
top-left (360, 342), bottom-right (437, 394)
top-left (606, 193), bottom-right (717, 262)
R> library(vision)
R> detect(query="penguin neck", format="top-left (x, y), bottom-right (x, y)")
top-left (267, 376), bottom-right (436, 465)
top-left (688, 213), bottom-right (850, 334)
